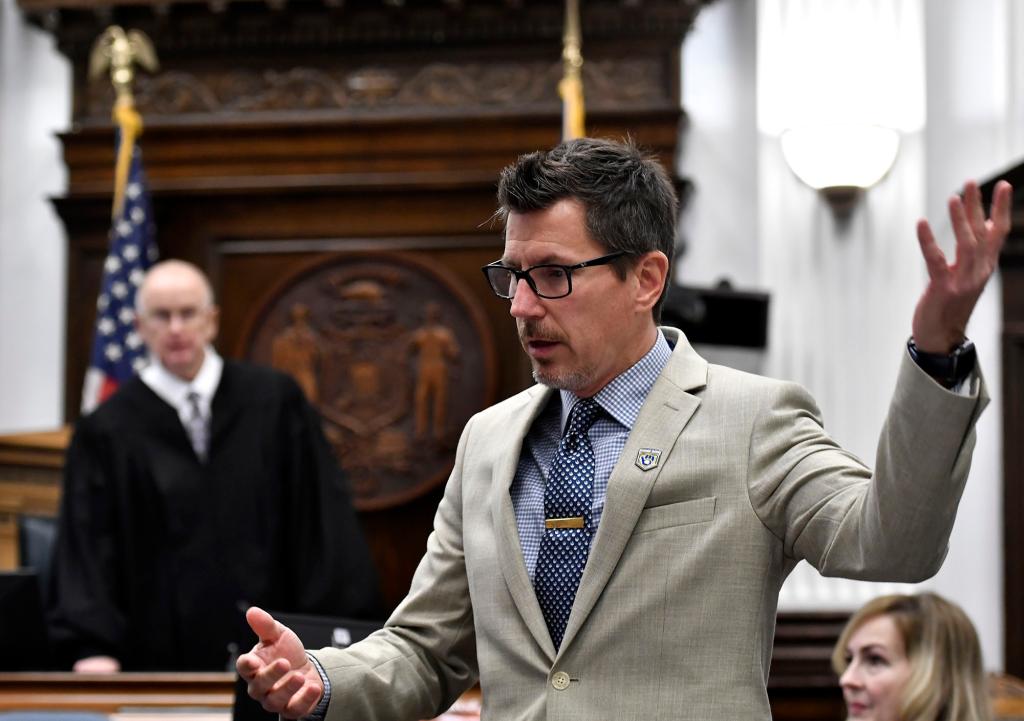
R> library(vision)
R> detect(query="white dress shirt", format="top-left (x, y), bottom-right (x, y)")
top-left (139, 346), bottom-right (223, 430)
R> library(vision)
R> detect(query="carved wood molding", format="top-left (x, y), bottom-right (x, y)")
top-left (78, 57), bottom-right (669, 122)
top-left (19, 1), bottom-right (713, 56)
top-left (17, 0), bottom-right (711, 122)
top-left (56, 111), bottom-right (684, 193)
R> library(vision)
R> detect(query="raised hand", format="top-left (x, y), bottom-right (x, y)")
top-left (236, 606), bottom-right (324, 719)
top-left (912, 179), bottom-right (1013, 353)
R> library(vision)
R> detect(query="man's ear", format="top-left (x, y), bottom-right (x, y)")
top-left (207, 305), bottom-right (221, 344)
top-left (633, 251), bottom-right (669, 314)
top-left (134, 311), bottom-right (150, 347)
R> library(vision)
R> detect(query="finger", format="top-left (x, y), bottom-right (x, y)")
top-left (236, 652), bottom-right (264, 681)
top-left (988, 180), bottom-right (1014, 252)
top-left (947, 194), bottom-right (978, 270)
top-left (916, 219), bottom-right (949, 280)
top-left (282, 681), bottom-right (324, 720)
top-left (247, 657), bottom-right (292, 701)
top-left (246, 606), bottom-right (283, 645)
top-left (262, 670), bottom-right (310, 715)
top-left (962, 180), bottom-right (986, 240)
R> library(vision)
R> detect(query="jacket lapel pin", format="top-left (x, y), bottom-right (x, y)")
top-left (634, 448), bottom-right (662, 471)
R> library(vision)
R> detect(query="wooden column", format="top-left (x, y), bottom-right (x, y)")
top-left (984, 164), bottom-right (1024, 677)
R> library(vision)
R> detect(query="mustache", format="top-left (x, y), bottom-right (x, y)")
top-left (518, 321), bottom-right (566, 345)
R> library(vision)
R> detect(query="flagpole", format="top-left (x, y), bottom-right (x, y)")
top-left (89, 26), bottom-right (159, 219)
top-left (81, 27), bottom-right (160, 413)
top-left (559, 0), bottom-right (585, 140)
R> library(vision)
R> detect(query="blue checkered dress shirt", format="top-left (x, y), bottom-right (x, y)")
top-left (512, 330), bottom-right (673, 581)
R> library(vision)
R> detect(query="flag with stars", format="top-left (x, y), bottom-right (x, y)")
top-left (80, 135), bottom-right (158, 413)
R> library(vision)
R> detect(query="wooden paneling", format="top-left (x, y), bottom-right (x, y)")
top-left (983, 163), bottom-right (1024, 677)
top-left (1003, 272), bottom-right (1024, 677)
top-left (0, 673), bottom-right (480, 718)
top-left (27, 0), bottom-right (705, 612)
top-left (0, 672), bottom-right (234, 711)
top-left (768, 612), bottom-right (846, 721)
top-left (0, 429), bottom-right (67, 570)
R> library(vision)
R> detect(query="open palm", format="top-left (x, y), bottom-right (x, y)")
top-left (236, 606), bottom-right (324, 718)
top-left (912, 180), bottom-right (1013, 353)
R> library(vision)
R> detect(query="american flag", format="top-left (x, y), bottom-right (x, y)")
top-left (80, 136), bottom-right (158, 413)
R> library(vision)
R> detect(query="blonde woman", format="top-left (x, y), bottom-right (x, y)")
top-left (833, 593), bottom-right (990, 721)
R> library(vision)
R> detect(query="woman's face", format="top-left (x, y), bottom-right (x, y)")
top-left (839, 614), bottom-right (913, 721)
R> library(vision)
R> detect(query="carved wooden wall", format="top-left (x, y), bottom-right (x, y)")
top-left (18, 0), bottom-right (710, 609)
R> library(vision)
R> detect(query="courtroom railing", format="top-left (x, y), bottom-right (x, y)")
top-left (0, 672), bottom-right (234, 712)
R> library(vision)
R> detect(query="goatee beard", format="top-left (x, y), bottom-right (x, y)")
top-left (530, 360), bottom-right (593, 392)
top-left (519, 320), bottom-right (594, 391)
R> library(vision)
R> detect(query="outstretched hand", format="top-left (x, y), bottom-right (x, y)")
top-left (912, 179), bottom-right (1013, 353)
top-left (236, 606), bottom-right (324, 719)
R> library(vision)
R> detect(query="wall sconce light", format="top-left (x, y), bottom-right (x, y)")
top-left (780, 124), bottom-right (900, 214)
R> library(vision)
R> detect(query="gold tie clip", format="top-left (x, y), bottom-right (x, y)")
top-left (545, 516), bottom-right (585, 529)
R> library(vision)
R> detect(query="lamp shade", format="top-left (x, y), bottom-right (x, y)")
top-left (780, 125), bottom-right (900, 191)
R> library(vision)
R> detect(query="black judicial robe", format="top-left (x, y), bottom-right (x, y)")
top-left (47, 361), bottom-right (383, 671)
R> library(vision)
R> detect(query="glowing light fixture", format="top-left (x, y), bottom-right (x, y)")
top-left (780, 124), bottom-right (900, 210)
top-left (758, 0), bottom-right (924, 214)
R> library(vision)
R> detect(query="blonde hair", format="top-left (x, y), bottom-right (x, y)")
top-left (832, 593), bottom-right (990, 721)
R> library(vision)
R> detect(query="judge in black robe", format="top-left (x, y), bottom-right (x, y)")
top-left (48, 358), bottom-right (382, 671)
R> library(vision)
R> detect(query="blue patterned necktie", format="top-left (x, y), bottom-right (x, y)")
top-left (534, 397), bottom-right (602, 649)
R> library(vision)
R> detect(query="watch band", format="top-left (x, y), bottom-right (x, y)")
top-left (907, 337), bottom-right (977, 388)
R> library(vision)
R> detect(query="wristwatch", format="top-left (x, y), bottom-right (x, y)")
top-left (907, 337), bottom-right (977, 388)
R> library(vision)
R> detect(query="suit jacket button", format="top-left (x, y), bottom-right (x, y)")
top-left (552, 671), bottom-right (571, 690)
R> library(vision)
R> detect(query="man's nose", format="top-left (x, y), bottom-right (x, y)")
top-left (167, 312), bottom-right (186, 332)
top-left (509, 278), bottom-right (543, 319)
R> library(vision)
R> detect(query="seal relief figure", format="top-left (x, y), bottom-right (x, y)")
top-left (243, 252), bottom-right (497, 510)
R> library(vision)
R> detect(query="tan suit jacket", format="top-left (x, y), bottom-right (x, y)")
top-left (314, 327), bottom-right (986, 721)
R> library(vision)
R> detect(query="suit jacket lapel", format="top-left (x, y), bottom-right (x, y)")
top-left (490, 384), bottom-right (560, 659)
top-left (559, 329), bottom-right (708, 654)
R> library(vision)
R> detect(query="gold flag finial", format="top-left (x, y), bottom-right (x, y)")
top-left (89, 26), bottom-right (159, 107)
top-left (89, 26), bottom-right (159, 219)
top-left (559, 0), bottom-right (585, 140)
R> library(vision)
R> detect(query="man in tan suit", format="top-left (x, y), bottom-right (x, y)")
top-left (238, 138), bottom-right (1013, 720)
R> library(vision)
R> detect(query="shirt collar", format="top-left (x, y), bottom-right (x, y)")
top-left (558, 328), bottom-right (672, 433)
top-left (140, 346), bottom-right (223, 410)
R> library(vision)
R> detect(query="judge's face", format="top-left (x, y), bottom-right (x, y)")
top-left (839, 614), bottom-right (912, 721)
top-left (136, 264), bottom-right (219, 381)
top-left (502, 199), bottom-right (664, 398)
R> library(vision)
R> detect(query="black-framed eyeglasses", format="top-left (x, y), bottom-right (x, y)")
top-left (481, 251), bottom-right (627, 300)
